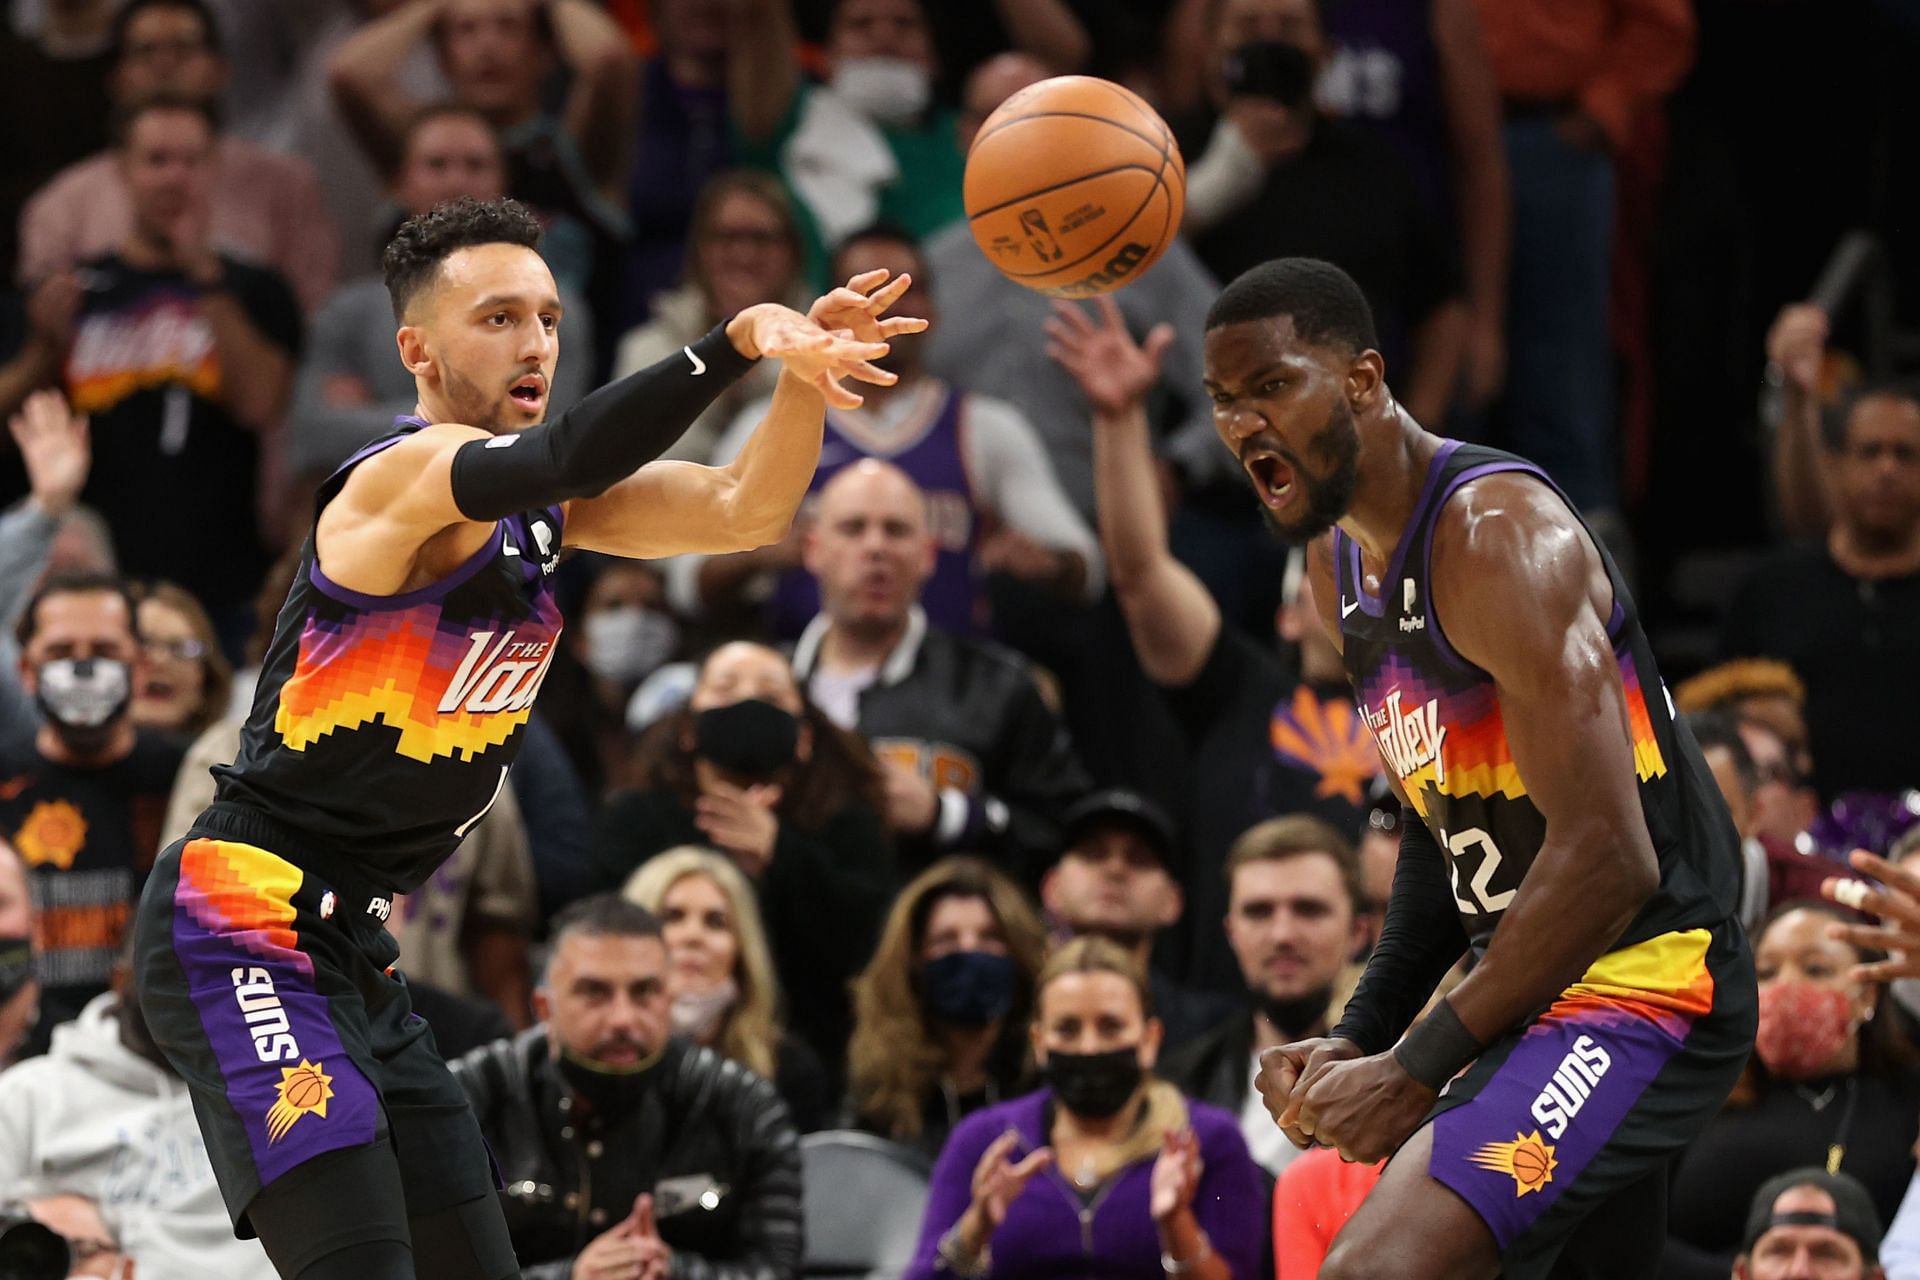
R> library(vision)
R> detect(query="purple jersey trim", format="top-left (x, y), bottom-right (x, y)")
top-left (1348, 439), bottom-right (1462, 619)
top-left (310, 523), bottom-right (505, 611)
top-left (1420, 461), bottom-right (1626, 678)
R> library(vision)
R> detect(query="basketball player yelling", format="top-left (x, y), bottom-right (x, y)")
top-left (1066, 259), bottom-right (1753, 1279)
top-left (130, 197), bottom-right (922, 1280)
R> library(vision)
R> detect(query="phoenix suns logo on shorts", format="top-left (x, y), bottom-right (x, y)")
top-left (1469, 1130), bottom-right (1559, 1197)
top-left (266, 1059), bottom-right (335, 1142)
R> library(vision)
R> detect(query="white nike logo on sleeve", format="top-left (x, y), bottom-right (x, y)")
top-left (684, 345), bottom-right (706, 375)
top-left (1341, 597), bottom-right (1361, 618)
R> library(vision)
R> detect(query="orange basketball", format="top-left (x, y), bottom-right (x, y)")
top-left (285, 1068), bottom-right (326, 1109)
top-left (963, 76), bottom-right (1185, 298)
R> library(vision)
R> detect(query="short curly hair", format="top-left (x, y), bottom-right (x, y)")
top-left (1205, 257), bottom-right (1379, 354)
top-left (1672, 658), bottom-right (1806, 715)
top-left (381, 195), bottom-right (543, 321)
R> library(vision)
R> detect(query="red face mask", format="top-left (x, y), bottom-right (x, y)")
top-left (1755, 980), bottom-right (1857, 1081)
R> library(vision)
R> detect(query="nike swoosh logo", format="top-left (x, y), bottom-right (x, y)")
top-left (684, 345), bottom-right (706, 376)
top-left (1340, 598), bottom-right (1361, 618)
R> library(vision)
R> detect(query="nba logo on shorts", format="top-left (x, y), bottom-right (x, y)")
top-left (319, 891), bottom-right (335, 920)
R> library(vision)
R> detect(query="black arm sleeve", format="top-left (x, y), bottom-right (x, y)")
top-left (448, 321), bottom-right (758, 520)
top-left (1330, 806), bottom-right (1471, 1055)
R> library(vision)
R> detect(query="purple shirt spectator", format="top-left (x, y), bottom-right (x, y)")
top-left (905, 1088), bottom-right (1267, 1280)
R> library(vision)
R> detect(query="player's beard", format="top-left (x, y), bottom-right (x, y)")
top-left (1255, 396), bottom-right (1361, 545)
top-left (440, 361), bottom-right (518, 434)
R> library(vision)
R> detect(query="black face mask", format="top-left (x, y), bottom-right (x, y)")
top-left (693, 699), bottom-right (800, 780)
top-left (1043, 1046), bottom-right (1145, 1120)
top-left (1223, 40), bottom-right (1316, 108)
top-left (1255, 985), bottom-right (1334, 1041)
top-left (920, 951), bottom-right (1018, 1026)
top-left (555, 1042), bottom-right (666, 1116)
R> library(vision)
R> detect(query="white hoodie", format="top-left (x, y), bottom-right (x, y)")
top-left (0, 993), bottom-right (274, 1279)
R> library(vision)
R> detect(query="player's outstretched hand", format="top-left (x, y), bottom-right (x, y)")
top-left (808, 267), bottom-right (927, 347)
top-left (731, 302), bottom-right (893, 410)
top-left (1255, 1036), bottom-right (1360, 1149)
top-left (1291, 1049), bottom-right (1435, 1165)
top-left (1044, 294), bottom-right (1173, 419)
top-left (1824, 849), bottom-right (1920, 982)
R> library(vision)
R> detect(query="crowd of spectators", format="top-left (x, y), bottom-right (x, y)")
top-left (0, 0), bottom-right (1917, 1277)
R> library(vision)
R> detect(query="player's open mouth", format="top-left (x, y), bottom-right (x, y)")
top-left (508, 375), bottom-right (545, 408)
top-left (1244, 451), bottom-right (1295, 509)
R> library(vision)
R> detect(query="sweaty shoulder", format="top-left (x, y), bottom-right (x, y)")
top-left (1428, 471), bottom-right (1610, 672)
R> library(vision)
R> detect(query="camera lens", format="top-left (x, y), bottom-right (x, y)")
top-left (0, 1218), bottom-right (72, 1280)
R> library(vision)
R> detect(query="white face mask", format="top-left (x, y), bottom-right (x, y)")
top-left (581, 606), bottom-right (678, 686)
top-left (829, 56), bottom-right (932, 128)
top-left (670, 978), bottom-right (740, 1043)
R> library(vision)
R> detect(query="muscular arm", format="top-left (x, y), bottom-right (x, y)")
top-left (563, 368), bottom-right (826, 558)
top-left (1422, 476), bottom-right (1661, 1047)
top-left (550, 0), bottom-right (638, 197)
top-left (326, 0), bottom-right (439, 177)
top-left (1092, 397), bottom-right (1219, 686)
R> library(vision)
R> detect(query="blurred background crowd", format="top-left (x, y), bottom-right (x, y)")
top-left (0, 0), bottom-right (1917, 1277)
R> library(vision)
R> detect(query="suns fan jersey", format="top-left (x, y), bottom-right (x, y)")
top-left (212, 421), bottom-right (563, 891)
top-left (1335, 442), bottom-right (1740, 954)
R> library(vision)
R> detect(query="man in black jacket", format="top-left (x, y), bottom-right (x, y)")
top-left (1161, 815), bottom-right (1370, 1181)
top-left (453, 895), bottom-right (801, 1280)
top-left (791, 459), bottom-right (1090, 879)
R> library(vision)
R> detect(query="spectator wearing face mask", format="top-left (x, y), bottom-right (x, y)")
top-left (731, 0), bottom-right (967, 270)
top-left (622, 845), bottom-right (831, 1132)
top-left (593, 640), bottom-right (895, 1077)
top-left (846, 856), bottom-right (1048, 1159)
top-left (1662, 902), bottom-right (1920, 1280)
top-left (0, 572), bottom-right (184, 1043)
top-left (540, 556), bottom-right (682, 801)
top-left (903, 936), bottom-right (1266, 1280)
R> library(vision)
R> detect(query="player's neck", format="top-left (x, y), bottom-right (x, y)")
top-left (1336, 406), bottom-right (1444, 570)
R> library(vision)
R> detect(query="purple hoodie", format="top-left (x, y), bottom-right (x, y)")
top-left (903, 1087), bottom-right (1268, 1280)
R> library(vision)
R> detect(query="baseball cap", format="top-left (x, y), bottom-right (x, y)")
top-left (1059, 789), bottom-right (1179, 874)
top-left (1741, 1168), bottom-right (1881, 1263)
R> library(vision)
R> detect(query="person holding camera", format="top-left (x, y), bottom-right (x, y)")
top-left (1172, 0), bottom-right (1467, 433)
top-left (591, 640), bottom-right (895, 1079)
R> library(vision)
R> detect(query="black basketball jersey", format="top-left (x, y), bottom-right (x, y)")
top-left (213, 421), bottom-right (565, 891)
top-left (1334, 441), bottom-right (1740, 954)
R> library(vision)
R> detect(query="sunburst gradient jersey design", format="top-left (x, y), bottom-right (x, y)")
top-left (213, 423), bottom-right (564, 891)
top-left (1333, 442), bottom-right (1740, 954)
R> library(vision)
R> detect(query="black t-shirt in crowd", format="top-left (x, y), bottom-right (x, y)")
top-left (1162, 629), bottom-right (1377, 993)
top-left (1176, 113), bottom-right (1461, 376)
top-left (0, 730), bottom-right (185, 1037)
top-left (1721, 543), bottom-right (1920, 797)
top-left (0, 32), bottom-right (112, 276)
top-left (64, 253), bottom-right (301, 614)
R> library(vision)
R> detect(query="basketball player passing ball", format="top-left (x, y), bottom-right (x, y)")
top-left (1053, 259), bottom-right (1756, 1278)
top-left (129, 196), bottom-right (923, 1280)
